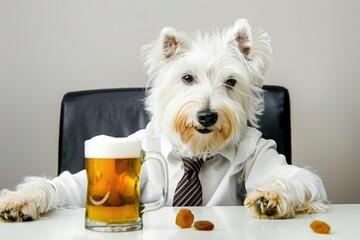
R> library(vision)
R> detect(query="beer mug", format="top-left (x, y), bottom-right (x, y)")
top-left (84, 135), bottom-right (168, 232)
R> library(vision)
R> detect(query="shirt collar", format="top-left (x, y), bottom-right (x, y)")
top-left (160, 133), bottom-right (174, 161)
top-left (159, 134), bottom-right (237, 165)
top-left (217, 145), bottom-right (237, 164)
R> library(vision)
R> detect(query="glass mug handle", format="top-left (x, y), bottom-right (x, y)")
top-left (141, 151), bottom-right (169, 212)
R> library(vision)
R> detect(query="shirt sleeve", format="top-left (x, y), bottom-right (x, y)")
top-left (244, 136), bottom-right (327, 202)
top-left (50, 170), bottom-right (87, 208)
top-left (244, 137), bottom-right (287, 192)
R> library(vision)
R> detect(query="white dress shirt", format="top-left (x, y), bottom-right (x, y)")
top-left (51, 121), bottom-right (325, 207)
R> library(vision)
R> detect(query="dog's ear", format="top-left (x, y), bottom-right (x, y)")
top-left (226, 19), bottom-right (272, 86)
top-left (160, 27), bottom-right (189, 60)
top-left (229, 19), bottom-right (253, 60)
top-left (141, 27), bottom-right (190, 79)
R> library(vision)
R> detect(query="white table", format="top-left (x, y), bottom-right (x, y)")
top-left (0, 204), bottom-right (358, 240)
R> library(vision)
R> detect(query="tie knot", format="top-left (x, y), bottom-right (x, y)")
top-left (182, 157), bottom-right (204, 174)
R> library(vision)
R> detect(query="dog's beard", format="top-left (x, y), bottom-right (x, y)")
top-left (173, 101), bottom-right (237, 156)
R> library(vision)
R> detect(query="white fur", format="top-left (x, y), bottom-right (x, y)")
top-left (0, 19), bottom-right (327, 221)
top-left (142, 19), bottom-right (271, 157)
top-left (0, 177), bottom-right (56, 221)
top-left (244, 165), bottom-right (328, 219)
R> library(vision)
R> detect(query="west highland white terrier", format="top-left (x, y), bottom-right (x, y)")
top-left (0, 19), bottom-right (328, 222)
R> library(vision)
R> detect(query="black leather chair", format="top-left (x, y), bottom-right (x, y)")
top-left (58, 85), bottom-right (291, 175)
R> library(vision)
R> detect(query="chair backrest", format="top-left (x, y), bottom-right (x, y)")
top-left (58, 85), bottom-right (291, 175)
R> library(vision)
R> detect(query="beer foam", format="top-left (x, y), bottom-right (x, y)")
top-left (85, 135), bottom-right (141, 158)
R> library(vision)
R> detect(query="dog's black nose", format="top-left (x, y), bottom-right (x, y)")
top-left (197, 110), bottom-right (218, 127)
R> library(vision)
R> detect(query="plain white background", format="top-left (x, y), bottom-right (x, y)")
top-left (0, 0), bottom-right (359, 204)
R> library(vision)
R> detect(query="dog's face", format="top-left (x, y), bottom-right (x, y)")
top-left (142, 19), bottom-right (271, 157)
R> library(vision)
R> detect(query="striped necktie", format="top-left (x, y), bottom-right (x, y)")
top-left (172, 157), bottom-right (205, 206)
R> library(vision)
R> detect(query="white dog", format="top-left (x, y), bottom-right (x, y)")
top-left (0, 19), bottom-right (328, 222)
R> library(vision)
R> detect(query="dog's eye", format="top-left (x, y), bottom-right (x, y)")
top-left (224, 79), bottom-right (236, 88)
top-left (182, 74), bottom-right (194, 84)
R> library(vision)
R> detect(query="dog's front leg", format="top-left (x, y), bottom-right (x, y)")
top-left (0, 177), bottom-right (56, 222)
top-left (244, 167), bottom-right (328, 219)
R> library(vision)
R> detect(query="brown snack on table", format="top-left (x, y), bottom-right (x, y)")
top-left (175, 208), bottom-right (194, 228)
top-left (310, 220), bottom-right (331, 234)
top-left (194, 220), bottom-right (215, 231)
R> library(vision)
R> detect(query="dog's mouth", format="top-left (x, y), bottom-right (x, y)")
top-left (195, 128), bottom-right (213, 134)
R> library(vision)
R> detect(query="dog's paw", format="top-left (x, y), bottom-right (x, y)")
top-left (0, 189), bottom-right (39, 222)
top-left (245, 189), bottom-right (284, 219)
top-left (0, 177), bottom-right (56, 222)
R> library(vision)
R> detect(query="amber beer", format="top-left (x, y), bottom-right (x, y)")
top-left (86, 157), bottom-right (142, 223)
top-left (84, 135), bottom-right (168, 232)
